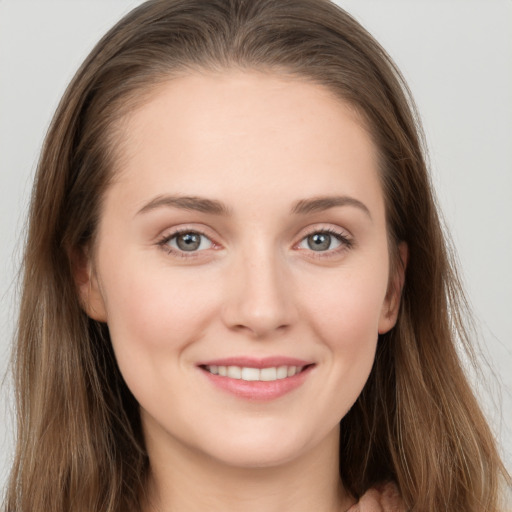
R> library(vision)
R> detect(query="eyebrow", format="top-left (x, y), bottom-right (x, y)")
top-left (137, 195), bottom-right (232, 216)
top-left (291, 195), bottom-right (371, 219)
top-left (136, 194), bottom-right (371, 219)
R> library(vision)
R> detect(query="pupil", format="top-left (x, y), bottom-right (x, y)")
top-left (308, 233), bottom-right (330, 251)
top-left (177, 232), bottom-right (200, 251)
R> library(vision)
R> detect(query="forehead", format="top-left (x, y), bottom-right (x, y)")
top-left (107, 70), bottom-right (384, 219)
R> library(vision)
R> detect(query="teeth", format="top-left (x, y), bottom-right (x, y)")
top-left (287, 366), bottom-right (297, 377)
top-left (241, 367), bottom-right (260, 381)
top-left (260, 367), bottom-right (277, 381)
top-left (227, 366), bottom-right (241, 379)
top-left (276, 366), bottom-right (288, 379)
top-left (205, 365), bottom-right (304, 381)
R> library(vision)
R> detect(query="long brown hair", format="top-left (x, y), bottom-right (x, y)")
top-left (4, 1), bottom-right (510, 510)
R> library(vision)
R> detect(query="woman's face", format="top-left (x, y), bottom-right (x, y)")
top-left (80, 70), bottom-right (404, 469)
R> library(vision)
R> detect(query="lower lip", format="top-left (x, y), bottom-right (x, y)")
top-left (200, 366), bottom-right (314, 401)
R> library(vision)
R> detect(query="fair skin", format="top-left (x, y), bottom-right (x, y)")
top-left (79, 70), bottom-right (405, 512)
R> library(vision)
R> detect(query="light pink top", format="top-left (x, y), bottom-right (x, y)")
top-left (346, 482), bottom-right (405, 512)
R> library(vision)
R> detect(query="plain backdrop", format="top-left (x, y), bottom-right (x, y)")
top-left (1, 0), bottom-right (511, 492)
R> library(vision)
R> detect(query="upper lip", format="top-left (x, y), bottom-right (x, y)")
top-left (197, 356), bottom-right (314, 369)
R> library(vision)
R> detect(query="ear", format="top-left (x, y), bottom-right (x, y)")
top-left (378, 242), bottom-right (408, 334)
top-left (71, 246), bottom-right (108, 322)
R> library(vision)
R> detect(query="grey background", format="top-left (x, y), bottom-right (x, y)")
top-left (1, 0), bottom-right (511, 492)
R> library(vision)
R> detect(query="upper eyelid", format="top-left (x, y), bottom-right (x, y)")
top-left (294, 227), bottom-right (352, 249)
top-left (302, 224), bottom-right (349, 235)
top-left (159, 223), bottom-right (351, 239)
top-left (297, 224), bottom-right (352, 241)
top-left (158, 225), bottom-right (217, 242)
top-left (158, 224), bottom-right (352, 252)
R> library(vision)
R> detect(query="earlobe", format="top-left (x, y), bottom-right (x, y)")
top-left (71, 246), bottom-right (108, 322)
top-left (378, 242), bottom-right (408, 334)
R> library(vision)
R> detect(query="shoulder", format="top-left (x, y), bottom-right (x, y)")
top-left (346, 482), bottom-right (406, 512)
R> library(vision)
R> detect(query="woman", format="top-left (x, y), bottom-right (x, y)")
top-left (3, 0), bottom-right (510, 511)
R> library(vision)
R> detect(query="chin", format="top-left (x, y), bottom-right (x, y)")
top-left (198, 425), bottom-right (323, 470)
top-left (210, 445), bottom-right (302, 470)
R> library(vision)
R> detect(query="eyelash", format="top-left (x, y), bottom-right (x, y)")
top-left (298, 227), bottom-right (353, 260)
top-left (157, 228), bottom-right (216, 259)
top-left (157, 227), bottom-right (353, 260)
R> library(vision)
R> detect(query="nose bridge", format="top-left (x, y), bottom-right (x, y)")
top-left (222, 234), bottom-right (296, 337)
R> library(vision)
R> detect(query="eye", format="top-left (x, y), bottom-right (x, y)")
top-left (296, 229), bottom-right (352, 253)
top-left (160, 230), bottom-right (214, 254)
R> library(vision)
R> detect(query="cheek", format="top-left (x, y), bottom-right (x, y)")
top-left (305, 264), bottom-right (389, 342)
top-left (300, 265), bottom-right (388, 406)
top-left (98, 258), bottom-right (219, 386)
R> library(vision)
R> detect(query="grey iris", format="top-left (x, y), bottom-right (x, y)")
top-left (177, 232), bottom-right (201, 251)
top-left (308, 233), bottom-right (331, 251)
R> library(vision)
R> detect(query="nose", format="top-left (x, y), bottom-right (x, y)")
top-left (221, 242), bottom-right (298, 338)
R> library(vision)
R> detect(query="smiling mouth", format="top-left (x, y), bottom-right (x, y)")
top-left (201, 364), bottom-right (312, 382)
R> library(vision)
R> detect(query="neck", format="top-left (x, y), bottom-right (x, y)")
top-left (142, 424), bottom-right (354, 512)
